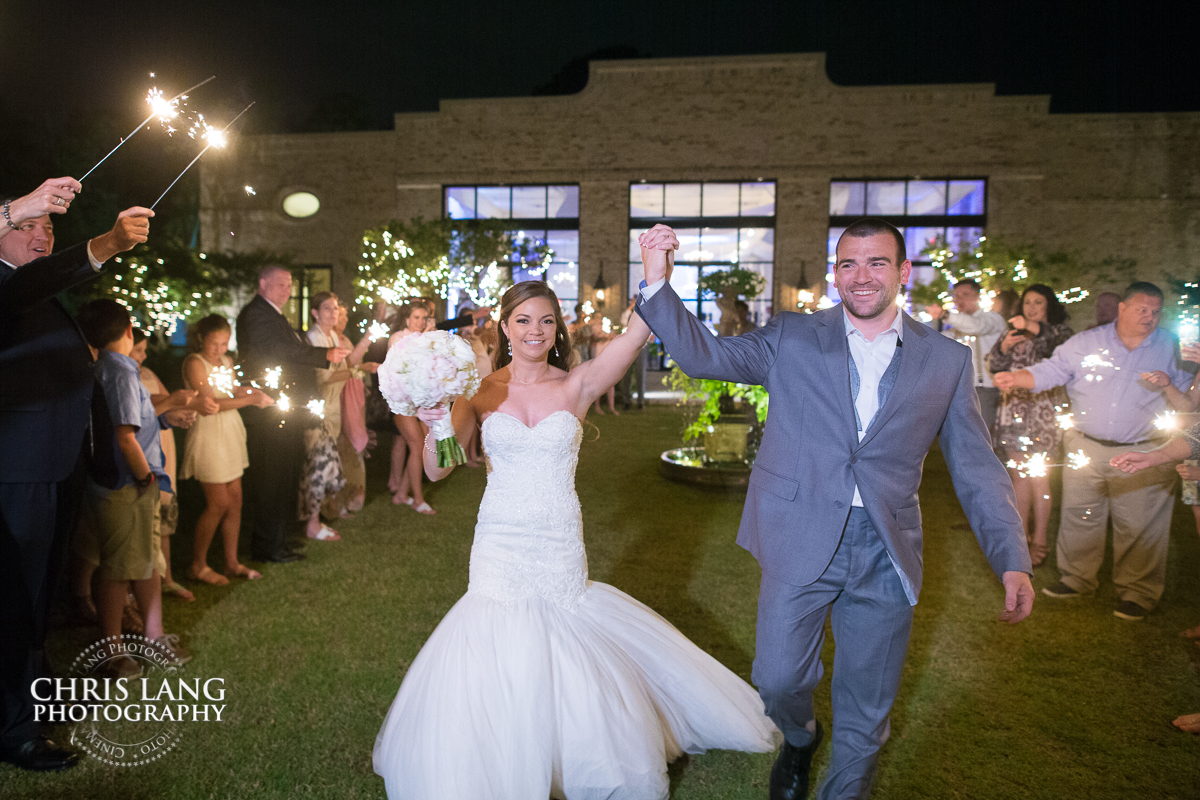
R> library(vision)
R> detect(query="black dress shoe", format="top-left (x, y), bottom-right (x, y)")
top-left (255, 551), bottom-right (306, 564)
top-left (0, 736), bottom-right (80, 772)
top-left (770, 721), bottom-right (823, 800)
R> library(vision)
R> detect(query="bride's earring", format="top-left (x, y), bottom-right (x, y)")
top-left (507, 340), bottom-right (512, 356)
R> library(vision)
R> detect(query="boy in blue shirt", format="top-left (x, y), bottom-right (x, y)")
top-left (76, 300), bottom-right (196, 676)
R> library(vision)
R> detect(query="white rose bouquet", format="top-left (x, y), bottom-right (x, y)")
top-left (378, 331), bottom-right (481, 467)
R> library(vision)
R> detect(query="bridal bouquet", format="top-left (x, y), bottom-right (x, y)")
top-left (378, 331), bottom-right (481, 467)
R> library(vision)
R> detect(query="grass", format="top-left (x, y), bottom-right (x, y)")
top-left (9, 405), bottom-right (1200, 799)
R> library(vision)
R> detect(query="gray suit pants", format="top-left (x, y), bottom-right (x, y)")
top-left (752, 508), bottom-right (914, 800)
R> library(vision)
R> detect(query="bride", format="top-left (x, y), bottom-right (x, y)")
top-left (373, 279), bottom-right (781, 799)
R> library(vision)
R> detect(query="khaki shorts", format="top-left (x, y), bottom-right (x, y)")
top-left (80, 482), bottom-right (162, 582)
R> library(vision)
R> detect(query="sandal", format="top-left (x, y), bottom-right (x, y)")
top-left (308, 525), bottom-right (341, 541)
top-left (163, 580), bottom-right (196, 601)
top-left (189, 565), bottom-right (230, 586)
top-left (1029, 542), bottom-right (1048, 568)
top-left (413, 502), bottom-right (436, 515)
top-left (225, 564), bottom-right (263, 580)
top-left (393, 493), bottom-right (414, 506)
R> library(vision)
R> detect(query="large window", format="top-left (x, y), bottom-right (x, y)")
top-left (628, 181), bottom-right (776, 330)
top-left (827, 178), bottom-right (986, 301)
top-left (444, 185), bottom-right (580, 311)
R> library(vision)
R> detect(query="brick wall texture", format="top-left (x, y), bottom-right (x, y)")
top-left (199, 53), bottom-right (1200, 316)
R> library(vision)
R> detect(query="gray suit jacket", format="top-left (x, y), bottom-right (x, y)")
top-left (639, 284), bottom-right (1030, 602)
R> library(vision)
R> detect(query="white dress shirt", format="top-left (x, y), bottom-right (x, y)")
top-left (942, 309), bottom-right (1006, 388)
top-left (844, 309), bottom-right (904, 507)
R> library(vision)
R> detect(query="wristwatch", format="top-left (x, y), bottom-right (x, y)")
top-left (135, 473), bottom-right (156, 489)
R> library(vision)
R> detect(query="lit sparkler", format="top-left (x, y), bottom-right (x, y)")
top-left (276, 393), bottom-right (291, 413)
top-left (209, 365), bottom-right (235, 397)
top-left (1155, 411), bottom-right (1180, 431)
top-left (1006, 449), bottom-right (1091, 478)
top-left (244, 185), bottom-right (257, 196)
top-left (367, 320), bottom-right (391, 342)
top-left (151, 102), bottom-right (255, 210)
top-left (78, 76), bottom-right (215, 183)
top-left (264, 366), bottom-right (282, 390)
top-left (306, 399), bottom-right (325, 419)
top-left (1057, 412), bottom-right (1075, 430)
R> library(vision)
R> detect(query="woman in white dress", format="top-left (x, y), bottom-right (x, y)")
top-left (373, 281), bottom-right (781, 800)
top-left (181, 314), bottom-right (274, 583)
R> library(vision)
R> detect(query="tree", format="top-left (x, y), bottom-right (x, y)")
top-left (908, 234), bottom-right (1137, 312)
top-left (354, 217), bottom-right (551, 312)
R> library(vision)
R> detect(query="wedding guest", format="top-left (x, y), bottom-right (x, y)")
top-left (985, 284), bottom-right (1073, 567)
top-left (996, 282), bottom-right (1192, 620)
top-left (388, 302), bottom-right (435, 513)
top-left (320, 301), bottom-right (376, 517)
top-left (618, 296), bottom-right (651, 410)
top-left (589, 315), bottom-right (620, 415)
top-left (236, 266), bottom-right (348, 563)
top-left (926, 279), bottom-right (1008, 437)
top-left (300, 292), bottom-right (366, 538)
top-left (182, 314), bottom-right (273, 582)
top-left (1089, 291), bottom-right (1121, 329)
top-left (0, 180), bottom-right (151, 772)
top-left (130, 329), bottom-right (195, 601)
top-left (1111, 422), bottom-right (1200, 731)
top-left (75, 300), bottom-right (195, 677)
top-left (994, 288), bottom-right (1021, 321)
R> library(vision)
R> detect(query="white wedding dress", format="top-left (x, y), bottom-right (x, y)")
top-left (373, 410), bottom-right (781, 800)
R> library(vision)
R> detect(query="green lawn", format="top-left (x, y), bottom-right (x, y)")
top-left (10, 405), bottom-right (1200, 799)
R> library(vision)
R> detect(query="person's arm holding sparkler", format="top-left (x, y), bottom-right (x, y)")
top-left (1111, 429), bottom-right (1195, 474)
top-left (182, 357), bottom-right (274, 412)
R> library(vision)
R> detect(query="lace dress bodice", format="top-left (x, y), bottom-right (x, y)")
top-left (468, 410), bottom-right (588, 610)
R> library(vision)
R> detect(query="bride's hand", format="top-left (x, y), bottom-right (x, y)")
top-left (416, 405), bottom-right (447, 425)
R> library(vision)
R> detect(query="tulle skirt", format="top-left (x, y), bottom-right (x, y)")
top-left (373, 581), bottom-right (780, 800)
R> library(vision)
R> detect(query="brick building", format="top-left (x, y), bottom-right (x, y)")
top-left (199, 52), bottom-right (1200, 327)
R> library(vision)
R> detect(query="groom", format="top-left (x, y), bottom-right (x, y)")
top-left (636, 220), bottom-right (1033, 800)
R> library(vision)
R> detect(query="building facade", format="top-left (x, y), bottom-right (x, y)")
top-left (200, 52), bottom-right (1200, 326)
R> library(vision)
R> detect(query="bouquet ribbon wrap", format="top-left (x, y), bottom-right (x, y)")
top-left (377, 330), bottom-right (481, 469)
top-left (428, 410), bottom-right (466, 468)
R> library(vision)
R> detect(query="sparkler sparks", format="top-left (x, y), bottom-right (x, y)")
top-left (367, 320), bottom-right (391, 342)
top-left (151, 101), bottom-right (255, 210)
top-left (244, 185), bottom-right (257, 196)
top-left (1057, 413), bottom-right (1075, 430)
top-left (209, 365), bottom-right (235, 397)
top-left (306, 399), bottom-right (325, 419)
top-left (78, 76), bottom-right (215, 183)
top-left (276, 393), bottom-right (291, 413)
top-left (264, 366), bottom-right (282, 390)
top-left (1155, 411), bottom-right (1180, 431)
top-left (1006, 449), bottom-right (1091, 478)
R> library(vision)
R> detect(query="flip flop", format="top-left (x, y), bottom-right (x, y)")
top-left (162, 580), bottom-right (196, 601)
top-left (392, 493), bottom-right (414, 506)
top-left (413, 502), bottom-right (436, 515)
top-left (308, 525), bottom-right (341, 541)
top-left (225, 565), bottom-right (263, 580)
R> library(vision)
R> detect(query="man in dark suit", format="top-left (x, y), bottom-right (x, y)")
top-left (0, 178), bottom-right (153, 772)
top-left (237, 266), bottom-right (348, 563)
top-left (637, 220), bottom-right (1034, 800)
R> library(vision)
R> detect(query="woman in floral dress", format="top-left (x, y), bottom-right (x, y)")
top-left (986, 284), bottom-right (1073, 566)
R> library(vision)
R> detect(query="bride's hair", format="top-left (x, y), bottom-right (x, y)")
top-left (493, 281), bottom-right (574, 373)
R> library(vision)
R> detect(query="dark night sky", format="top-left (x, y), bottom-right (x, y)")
top-left (3, 0), bottom-right (1198, 130)
top-left (0, 0), bottom-right (1196, 238)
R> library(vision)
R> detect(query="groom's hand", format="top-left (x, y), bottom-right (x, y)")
top-left (998, 570), bottom-right (1034, 624)
top-left (638, 224), bottom-right (678, 286)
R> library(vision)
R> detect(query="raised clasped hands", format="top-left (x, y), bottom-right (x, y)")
top-left (637, 224), bottom-right (679, 286)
